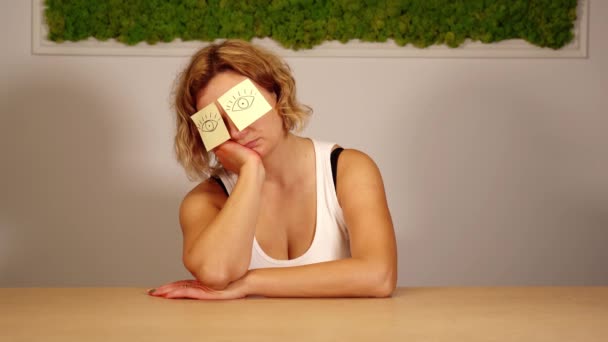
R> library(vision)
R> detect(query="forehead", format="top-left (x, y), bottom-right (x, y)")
top-left (195, 71), bottom-right (248, 111)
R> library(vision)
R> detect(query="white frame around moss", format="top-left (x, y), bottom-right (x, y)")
top-left (32, 0), bottom-right (589, 58)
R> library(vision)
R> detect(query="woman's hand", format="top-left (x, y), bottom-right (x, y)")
top-left (214, 141), bottom-right (263, 175)
top-left (148, 276), bottom-right (249, 300)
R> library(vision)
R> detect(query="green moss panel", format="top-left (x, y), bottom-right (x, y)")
top-left (45, 0), bottom-right (578, 50)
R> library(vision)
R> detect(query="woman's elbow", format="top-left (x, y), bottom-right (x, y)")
top-left (369, 265), bottom-right (397, 298)
top-left (183, 255), bottom-right (250, 290)
top-left (374, 278), bottom-right (397, 298)
top-left (183, 257), bottom-right (233, 290)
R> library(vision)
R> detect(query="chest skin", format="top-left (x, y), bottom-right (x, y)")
top-left (254, 176), bottom-right (317, 261)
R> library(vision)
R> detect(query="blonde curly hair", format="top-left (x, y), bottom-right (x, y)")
top-left (173, 40), bottom-right (312, 181)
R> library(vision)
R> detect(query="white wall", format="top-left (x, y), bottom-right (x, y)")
top-left (1, 1), bottom-right (606, 287)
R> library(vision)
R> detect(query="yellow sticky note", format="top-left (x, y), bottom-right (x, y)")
top-left (191, 103), bottom-right (230, 151)
top-left (218, 78), bottom-right (272, 131)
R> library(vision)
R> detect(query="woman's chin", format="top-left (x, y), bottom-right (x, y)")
top-left (246, 139), bottom-right (264, 156)
top-left (251, 146), bottom-right (264, 157)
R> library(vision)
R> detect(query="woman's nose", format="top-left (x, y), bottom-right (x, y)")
top-left (224, 115), bottom-right (245, 140)
top-left (217, 104), bottom-right (241, 139)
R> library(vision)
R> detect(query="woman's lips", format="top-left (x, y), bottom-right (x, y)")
top-left (244, 139), bottom-right (259, 149)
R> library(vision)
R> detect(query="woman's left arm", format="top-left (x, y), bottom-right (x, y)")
top-left (150, 149), bottom-right (398, 299)
top-left (244, 149), bottom-right (398, 298)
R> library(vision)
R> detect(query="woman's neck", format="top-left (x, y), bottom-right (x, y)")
top-left (261, 133), bottom-right (312, 188)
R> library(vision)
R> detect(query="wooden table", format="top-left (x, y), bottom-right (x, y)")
top-left (1, 287), bottom-right (606, 341)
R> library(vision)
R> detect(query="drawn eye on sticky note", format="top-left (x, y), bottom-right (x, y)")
top-left (218, 78), bottom-right (272, 131)
top-left (191, 102), bottom-right (230, 151)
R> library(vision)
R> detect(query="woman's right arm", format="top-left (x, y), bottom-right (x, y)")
top-left (180, 143), bottom-right (265, 290)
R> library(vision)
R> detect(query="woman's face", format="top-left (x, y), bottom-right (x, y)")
top-left (195, 70), bottom-right (285, 157)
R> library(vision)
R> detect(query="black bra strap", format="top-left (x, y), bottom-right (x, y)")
top-left (210, 175), bottom-right (229, 196)
top-left (330, 147), bottom-right (344, 191)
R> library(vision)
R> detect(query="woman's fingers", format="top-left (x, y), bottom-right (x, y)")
top-left (149, 279), bottom-right (197, 296)
top-left (214, 140), bottom-right (262, 174)
top-left (163, 287), bottom-right (217, 300)
top-left (162, 287), bottom-right (199, 299)
top-left (149, 278), bottom-right (247, 300)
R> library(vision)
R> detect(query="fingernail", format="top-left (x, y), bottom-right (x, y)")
top-left (147, 288), bottom-right (156, 294)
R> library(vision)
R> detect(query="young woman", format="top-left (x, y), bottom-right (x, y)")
top-left (149, 40), bottom-right (397, 299)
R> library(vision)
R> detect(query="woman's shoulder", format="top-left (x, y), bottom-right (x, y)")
top-left (180, 177), bottom-right (228, 213)
top-left (334, 147), bottom-right (384, 189)
top-left (338, 148), bottom-right (380, 171)
top-left (309, 137), bottom-right (380, 175)
top-left (309, 139), bottom-right (370, 157)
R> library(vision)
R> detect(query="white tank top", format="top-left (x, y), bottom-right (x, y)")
top-left (216, 139), bottom-right (351, 269)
